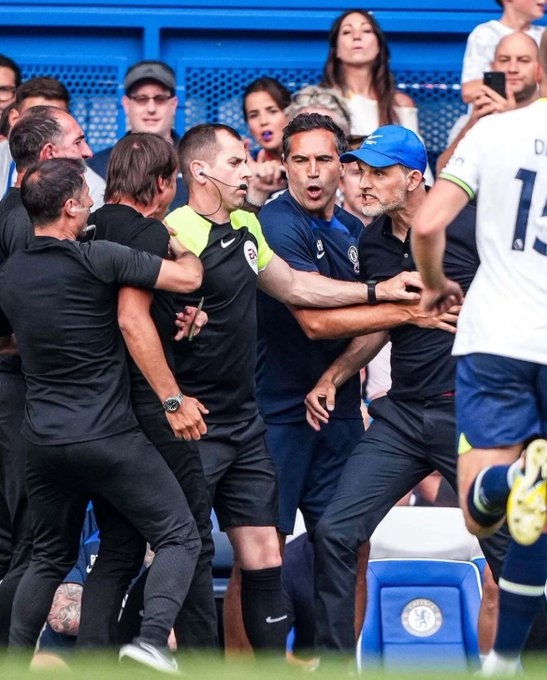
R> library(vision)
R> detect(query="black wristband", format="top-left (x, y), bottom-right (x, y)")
top-left (367, 280), bottom-right (378, 305)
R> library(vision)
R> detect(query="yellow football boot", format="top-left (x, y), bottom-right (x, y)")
top-left (507, 439), bottom-right (547, 546)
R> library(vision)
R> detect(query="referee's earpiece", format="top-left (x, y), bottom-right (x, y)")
top-left (197, 167), bottom-right (204, 176)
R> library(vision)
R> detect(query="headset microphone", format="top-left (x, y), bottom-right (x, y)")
top-left (199, 169), bottom-right (247, 191)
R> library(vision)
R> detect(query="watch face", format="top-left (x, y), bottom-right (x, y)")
top-left (164, 397), bottom-right (181, 412)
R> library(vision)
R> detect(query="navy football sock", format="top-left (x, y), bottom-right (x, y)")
top-left (467, 465), bottom-right (511, 527)
top-left (495, 534), bottom-right (547, 657)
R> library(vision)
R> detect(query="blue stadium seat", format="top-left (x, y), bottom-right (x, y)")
top-left (472, 555), bottom-right (488, 583)
top-left (357, 558), bottom-right (482, 673)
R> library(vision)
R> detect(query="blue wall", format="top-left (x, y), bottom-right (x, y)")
top-left (0, 1), bottom-right (545, 160)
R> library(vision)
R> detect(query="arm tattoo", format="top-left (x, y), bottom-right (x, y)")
top-left (47, 583), bottom-right (83, 636)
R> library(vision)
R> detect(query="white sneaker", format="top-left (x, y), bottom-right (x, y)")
top-left (479, 650), bottom-right (520, 677)
top-left (507, 439), bottom-right (547, 546)
top-left (119, 640), bottom-right (179, 674)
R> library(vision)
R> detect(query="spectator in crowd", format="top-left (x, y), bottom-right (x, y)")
top-left (412, 28), bottom-right (547, 676)
top-left (0, 157), bottom-right (203, 673)
top-left (0, 54), bottom-right (21, 117)
top-left (319, 10), bottom-right (434, 184)
top-left (0, 77), bottom-right (105, 207)
top-left (88, 60), bottom-right (188, 210)
top-left (285, 86), bottom-right (352, 135)
top-left (243, 76), bottom-right (290, 164)
top-left (0, 103), bottom-right (16, 142)
top-left (241, 76), bottom-right (289, 206)
top-left (437, 31), bottom-right (541, 174)
top-left (79, 132), bottom-right (218, 654)
top-left (460, 0), bottom-right (545, 104)
top-left (338, 134), bottom-right (370, 224)
top-left (320, 10), bottom-right (419, 138)
top-left (0, 104), bottom-right (103, 646)
top-left (164, 122), bottom-right (408, 657)
top-left (301, 126), bottom-right (508, 665)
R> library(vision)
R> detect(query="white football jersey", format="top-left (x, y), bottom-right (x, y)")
top-left (440, 98), bottom-right (547, 363)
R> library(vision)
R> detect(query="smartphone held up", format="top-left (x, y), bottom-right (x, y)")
top-left (483, 71), bottom-right (507, 98)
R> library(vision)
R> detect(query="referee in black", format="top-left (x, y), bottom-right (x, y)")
top-left (0, 158), bottom-right (202, 673)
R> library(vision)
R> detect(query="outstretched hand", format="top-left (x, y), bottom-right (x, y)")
top-left (420, 278), bottom-right (464, 315)
top-left (411, 303), bottom-right (461, 334)
top-left (376, 271), bottom-right (423, 302)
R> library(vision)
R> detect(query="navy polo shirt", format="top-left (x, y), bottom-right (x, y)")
top-left (257, 190), bottom-right (364, 423)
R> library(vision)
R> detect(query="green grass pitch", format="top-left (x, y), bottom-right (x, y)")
top-left (1, 652), bottom-right (546, 679)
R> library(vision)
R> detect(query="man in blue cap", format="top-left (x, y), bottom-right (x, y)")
top-left (301, 125), bottom-right (510, 664)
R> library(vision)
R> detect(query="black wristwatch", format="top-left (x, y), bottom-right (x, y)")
top-left (162, 393), bottom-right (184, 413)
top-left (367, 280), bottom-right (378, 305)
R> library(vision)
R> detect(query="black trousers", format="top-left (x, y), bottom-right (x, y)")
top-left (0, 370), bottom-right (33, 645)
top-left (9, 427), bottom-right (200, 650)
top-left (77, 409), bottom-right (218, 650)
top-left (0, 494), bottom-right (12, 579)
top-left (314, 395), bottom-right (509, 653)
top-left (140, 411), bottom-right (218, 650)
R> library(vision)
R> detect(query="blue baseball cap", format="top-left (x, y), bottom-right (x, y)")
top-left (340, 125), bottom-right (427, 173)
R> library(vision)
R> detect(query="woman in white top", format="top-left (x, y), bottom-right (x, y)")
top-left (320, 10), bottom-right (433, 184)
top-left (320, 9), bottom-right (419, 138)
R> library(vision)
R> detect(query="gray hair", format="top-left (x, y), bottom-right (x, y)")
top-left (284, 85), bottom-right (352, 135)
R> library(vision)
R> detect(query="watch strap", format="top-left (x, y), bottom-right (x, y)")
top-left (162, 392), bottom-right (184, 412)
top-left (367, 280), bottom-right (378, 305)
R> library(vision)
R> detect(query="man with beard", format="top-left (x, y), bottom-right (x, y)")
top-left (302, 126), bottom-right (508, 665)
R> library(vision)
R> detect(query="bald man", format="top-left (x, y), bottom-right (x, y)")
top-left (437, 31), bottom-right (541, 174)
